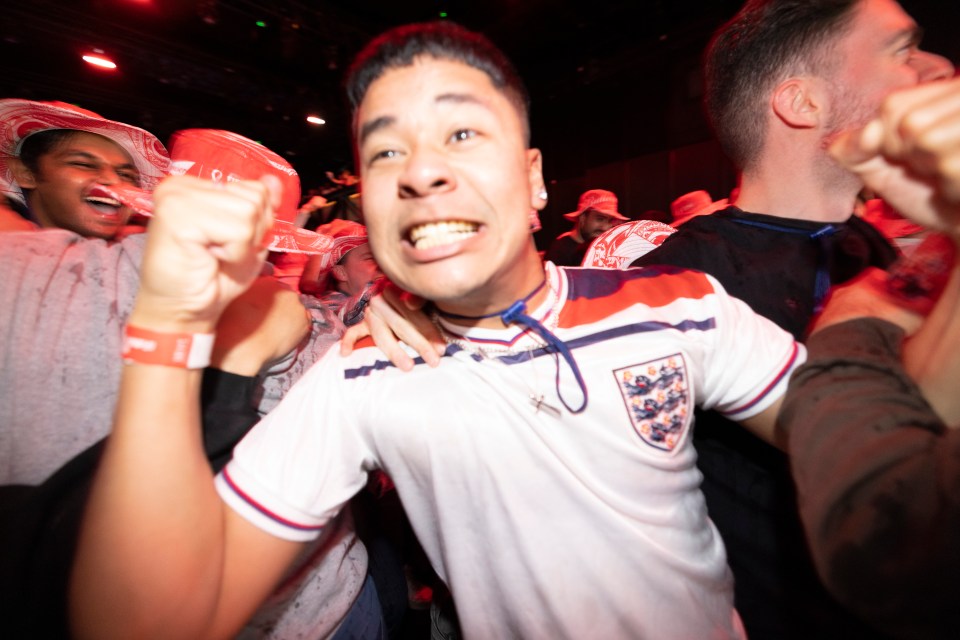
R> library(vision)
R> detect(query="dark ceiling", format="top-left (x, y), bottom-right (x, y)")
top-left (2, 0), bottom-right (957, 191)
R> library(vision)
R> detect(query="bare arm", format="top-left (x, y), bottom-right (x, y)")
top-left (212, 276), bottom-right (311, 376)
top-left (739, 395), bottom-right (786, 449)
top-left (298, 253), bottom-right (328, 295)
top-left (903, 260), bottom-right (960, 424)
top-left (71, 176), bottom-right (306, 639)
top-left (770, 77), bottom-right (960, 634)
top-left (829, 76), bottom-right (960, 424)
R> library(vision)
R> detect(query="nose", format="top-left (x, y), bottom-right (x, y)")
top-left (96, 165), bottom-right (123, 185)
top-left (913, 50), bottom-right (955, 83)
top-left (397, 145), bottom-right (456, 199)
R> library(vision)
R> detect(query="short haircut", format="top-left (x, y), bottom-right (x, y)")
top-left (345, 21), bottom-right (531, 145)
top-left (704, 0), bottom-right (860, 170)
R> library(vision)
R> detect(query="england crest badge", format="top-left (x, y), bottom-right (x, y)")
top-left (614, 354), bottom-right (690, 451)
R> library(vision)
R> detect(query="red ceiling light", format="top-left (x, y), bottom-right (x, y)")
top-left (82, 50), bottom-right (117, 70)
top-left (306, 116), bottom-right (325, 125)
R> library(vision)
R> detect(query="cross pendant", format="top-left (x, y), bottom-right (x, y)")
top-left (529, 394), bottom-right (561, 418)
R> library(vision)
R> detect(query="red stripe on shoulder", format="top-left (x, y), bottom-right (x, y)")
top-left (559, 269), bottom-right (715, 328)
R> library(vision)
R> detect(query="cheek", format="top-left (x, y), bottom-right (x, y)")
top-left (366, 233), bottom-right (404, 282)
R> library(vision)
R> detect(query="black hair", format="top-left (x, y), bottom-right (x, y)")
top-left (345, 21), bottom-right (531, 145)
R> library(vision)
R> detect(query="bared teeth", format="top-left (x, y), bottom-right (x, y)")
top-left (85, 196), bottom-right (121, 208)
top-left (409, 221), bottom-right (478, 250)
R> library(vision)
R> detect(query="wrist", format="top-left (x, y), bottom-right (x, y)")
top-left (128, 300), bottom-right (220, 335)
top-left (122, 324), bottom-right (216, 369)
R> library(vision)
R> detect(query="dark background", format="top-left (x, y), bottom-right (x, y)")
top-left (2, 0), bottom-right (957, 243)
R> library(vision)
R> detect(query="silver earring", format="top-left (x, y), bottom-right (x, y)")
top-left (538, 189), bottom-right (548, 201)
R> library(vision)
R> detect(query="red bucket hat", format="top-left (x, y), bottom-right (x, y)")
top-left (316, 219), bottom-right (369, 264)
top-left (0, 98), bottom-right (170, 205)
top-left (564, 189), bottom-right (629, 222)
top-left (305, 219), bottom-right (370, 283)
top-left (167, 129), bottom-right (301, 224)
top-left (87, 129), bottom-right (334, 254)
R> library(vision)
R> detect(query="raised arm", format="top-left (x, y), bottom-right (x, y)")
top-left (776, 75), bottom-right (960, 636)
top-left (830, 75), bottom-right (960, 423)
top-left (71, 176), bottom-right (306, 640)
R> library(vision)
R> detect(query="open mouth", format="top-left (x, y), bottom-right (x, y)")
top-left (84, 187), bottom-right (123, 217)
top-left (407, 220), bottom-right (479, 250)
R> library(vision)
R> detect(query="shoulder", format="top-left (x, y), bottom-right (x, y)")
top-left (0, 229), bottom-right (145, 279)
top-left (631, 211), bottom-right (741, 268)
top-left (564, 264), bottom-right (718, 295)
top-left (558, 265), bottom-right (723, 327)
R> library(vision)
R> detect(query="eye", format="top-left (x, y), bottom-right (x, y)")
top-left (895, 35), bottom-right (921, 58)
top-left (69, 161), bottom-right (96, 169)
top-left (118, 171), bottom-right (140, 185)
top-left (367, 148), bottom-right (399, 165)
top-left (449, 129), bottom-right (477, 143)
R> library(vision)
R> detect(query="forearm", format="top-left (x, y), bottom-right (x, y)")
top-left (71, 362), bottom-right (234, 639)
top-left (71, 176), bottom-right (306, 638)
top-left (781, 318), bottom-right (960, 636)
top-left (904, 260), bottom-right (960, 424)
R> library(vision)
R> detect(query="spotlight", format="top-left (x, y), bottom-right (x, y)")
top-left (82, 50), bottom-right (117, 70)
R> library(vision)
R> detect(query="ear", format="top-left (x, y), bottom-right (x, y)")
top-left (8, 158), bottom-right (37, 189)
top-left (771, 78), bottom-right (820, 129)
top-left (526, 148), bottom-right (545, 211)
top-left (331, 264), bottom-right (347, 284)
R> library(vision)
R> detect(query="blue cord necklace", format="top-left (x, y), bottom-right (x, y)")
top-left (437, 277), bottom-right (588, 414)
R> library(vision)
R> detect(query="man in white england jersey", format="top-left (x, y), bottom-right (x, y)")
top-left (72, 21), bottom-right (802, 639)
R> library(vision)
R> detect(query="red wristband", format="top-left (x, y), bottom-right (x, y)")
top-left (122, 325), bottom-right (216, 369)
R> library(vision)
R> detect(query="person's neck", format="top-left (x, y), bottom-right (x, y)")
top-left (435, 255), bottom-right (549, 331)
top-left (736, 166), bottom-right (859, 224)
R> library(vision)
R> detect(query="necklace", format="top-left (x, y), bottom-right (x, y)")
top-left (436, 278), bottom-right (547, 322)
top-left (434, 269), bottom-right (588, 414)
top-left (435, 329), bottom-right (563, 418)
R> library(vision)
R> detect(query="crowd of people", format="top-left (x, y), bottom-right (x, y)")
top-left (1, 0), bottom-right (959, 638)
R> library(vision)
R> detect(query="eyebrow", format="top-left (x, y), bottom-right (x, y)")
top-left (357, 91), bottom-right (493, 146)
top-left (358, 116), bottom-right (395, 146)
top-left (434, 91), bottom-right (490, 109)
top-left (885, 25), bottom-right (923, 49)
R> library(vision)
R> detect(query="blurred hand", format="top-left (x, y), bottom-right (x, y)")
top-left (830, 77), bottom-right (960, 239)
top-left (131, 174), bottom-right (280, 332)
top-left (811, 268), bottom-right (924, 336)
top-left (341, 284), bottom-right (445, 371)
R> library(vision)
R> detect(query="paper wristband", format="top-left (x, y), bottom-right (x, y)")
top-left (122, 325), bottom-right (216, 369)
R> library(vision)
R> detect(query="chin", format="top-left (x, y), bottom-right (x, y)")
top-left (415, 276), bottom-right (485, 306)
